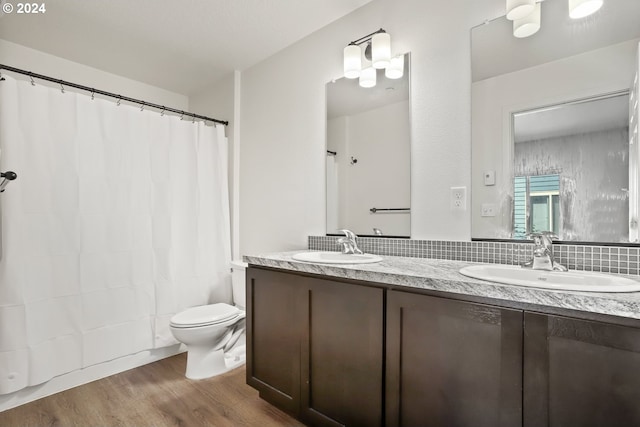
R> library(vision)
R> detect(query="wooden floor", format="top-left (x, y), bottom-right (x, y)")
top-left (0, 354), bottom-right (305, 427)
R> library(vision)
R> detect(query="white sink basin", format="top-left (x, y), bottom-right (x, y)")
top-left (292, 251), bottom-right (382, 264)
top-left (459, 264), bottom-right (640, 293)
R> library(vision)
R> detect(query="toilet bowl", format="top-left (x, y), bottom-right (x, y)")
top-left (169, 260), bottom-right (248, 379)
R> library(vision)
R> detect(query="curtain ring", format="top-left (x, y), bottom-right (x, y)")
top-left (117, 96), bottom-right (122, 106)
top-left (160, 107), bottom-right (165, 117)
top-left (30, 75), bottom-right (36, 86)
top-left (0, 71), bottom-right (4, 81)
top-left (90, 90), bottom-right (95, 100)
top-left (180, 112), bottom-right (184, 121)
top-left (59, 81), bottom-right (65, 93)
top-left (140, 102), bottom-right (145, 112)
top-left (192, 114), bottom-right (196, 124)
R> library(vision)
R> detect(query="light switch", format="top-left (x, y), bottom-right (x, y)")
top-left (484, 171), bottom-right (496, 186)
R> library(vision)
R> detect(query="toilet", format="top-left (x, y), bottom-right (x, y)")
top-left (169, 260), bottom-right (247, 380)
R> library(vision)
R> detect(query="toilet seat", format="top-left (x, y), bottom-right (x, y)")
top-left (170, 303), bottom-right (242, 328)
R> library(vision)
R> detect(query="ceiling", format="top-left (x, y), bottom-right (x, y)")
top-left (514, 93), bottom-right (629, 143)
top-left (0, 0), bottom-right (373, 95)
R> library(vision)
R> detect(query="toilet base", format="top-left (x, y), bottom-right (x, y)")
top-left (184, 334), bottom-right (246, 380)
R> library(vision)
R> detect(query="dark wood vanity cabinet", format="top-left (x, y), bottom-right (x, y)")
top-left (386, 290), bottom-right (523, 427)
top-left (247, 266), bottom-right (640, 427)
top-left (523, 312), bottom-right (640, 427)
top-left (246, 267), bottom-right (303, 415)
top-left (246, 267), bottom-right (384, 427)
top-left (386, 291), bottom-right (640, 427)
top-left (301, 276), bottom-right (384, 427)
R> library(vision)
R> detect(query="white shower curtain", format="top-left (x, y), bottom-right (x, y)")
top-left (0, 75), bottom-right (231, 394)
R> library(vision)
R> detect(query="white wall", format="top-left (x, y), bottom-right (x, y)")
top-left (471, 39), bottom-right (638, 239)
top-left (0, 39), bottom-right (188, 109)
top-left (239, 0), bottom-right (488, 255)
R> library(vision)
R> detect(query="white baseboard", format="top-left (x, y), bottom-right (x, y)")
top-left (0, 345), bottom-right (185, 412)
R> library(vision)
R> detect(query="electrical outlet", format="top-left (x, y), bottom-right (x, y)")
top-left (450, 186), bottom-right (467, 211)
top-left (481, 203), bottom-right (497, 217)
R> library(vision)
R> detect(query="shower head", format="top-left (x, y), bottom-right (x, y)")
top-left (0, 170), bottom-right (17, 192)
top-left (1, 171), bottom-right (17, 180)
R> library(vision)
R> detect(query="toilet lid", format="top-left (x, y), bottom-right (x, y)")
top-left (170, 303), bottom-right (241, 328)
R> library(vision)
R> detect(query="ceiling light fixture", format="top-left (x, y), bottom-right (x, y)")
top-left (343, 28), bottom-right (399, 88)
top-left (569, 0), bottom-right (603, 19)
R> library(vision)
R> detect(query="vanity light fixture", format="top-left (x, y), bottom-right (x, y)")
top-left (568, 0), bottom-right (603, 19)
top-left (507, 0), bottom-right (604, 39)
top-left (513, 2), bottom-right (541, 38)
top-left (343, 28), bottom-right (399, 88)
top-left (506, 0), bottom-right (536, 20)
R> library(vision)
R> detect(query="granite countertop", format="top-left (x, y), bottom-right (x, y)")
top-left (243, 251), bottom-right (640, 321)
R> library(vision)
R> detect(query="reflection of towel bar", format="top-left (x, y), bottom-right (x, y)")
top-left (370, 207), bottom-right (410, 213)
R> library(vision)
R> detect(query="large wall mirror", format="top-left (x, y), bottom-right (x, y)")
top-left (326, 53), bottom-right (411, 237)
top-left (471, 0), bottom-right (640, 244)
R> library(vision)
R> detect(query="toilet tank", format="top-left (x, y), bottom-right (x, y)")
top-left (231, 260), bottom-right (247, 309)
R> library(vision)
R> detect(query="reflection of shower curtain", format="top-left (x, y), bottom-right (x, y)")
top-left (0, 76), bottom-right (231, 394)
top-left (326, 154), bottom-right (339, 233)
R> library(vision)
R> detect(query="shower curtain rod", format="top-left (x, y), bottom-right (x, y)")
top-left (0, 64), bottom-right (229, 126)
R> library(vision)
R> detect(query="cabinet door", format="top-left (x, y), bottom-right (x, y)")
top-left (386, 290), bottom-right (523, 427)
top-left (246, 267), bottom-right (303, 415)
top-left (300, 278), bottom-right (384, 427)
top-left (524, 312), bottom-right (640, 427)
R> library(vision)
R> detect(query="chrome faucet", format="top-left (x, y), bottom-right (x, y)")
top-left (522, 232), bottom-right (567, 271)
top-left (337, 229), bottom-right (363, 254)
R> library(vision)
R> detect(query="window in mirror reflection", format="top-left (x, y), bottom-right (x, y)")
top-left (514, 175), bottom-right (560, 239)
top-left (512, 92), bottom-right (629, 242)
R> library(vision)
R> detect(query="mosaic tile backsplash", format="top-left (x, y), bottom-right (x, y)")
top-left (308, 236), bottom-right (640, 276)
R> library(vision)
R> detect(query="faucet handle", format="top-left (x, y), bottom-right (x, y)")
top-left (337, 237), bottom-right (352, 254)
top-left (528, 231), bottom-right (559, 239)
top-left (338, 229), bottom-right (357, 240)
top-left (527, 231), bottom-right (559, 245)
top-left (540, 231), bottom-right (559, 239)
